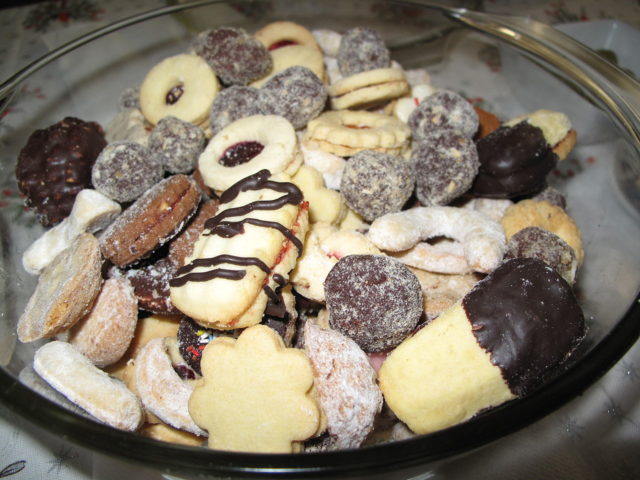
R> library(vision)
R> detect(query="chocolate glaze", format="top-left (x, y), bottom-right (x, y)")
top-left (462, 257), bottom-right (586, 397)
top-left (470, 121), bottom-right (558, 198)
top-left (170, 169), bottom-right (304, 288)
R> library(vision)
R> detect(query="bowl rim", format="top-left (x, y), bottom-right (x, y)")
top-left (1, 0), bottom-right (640, 476)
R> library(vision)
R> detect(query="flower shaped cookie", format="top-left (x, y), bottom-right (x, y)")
top-left (189, 324), bottom-right (323, 453)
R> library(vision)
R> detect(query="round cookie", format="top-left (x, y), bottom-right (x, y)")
top-left (340, 149), bottom-right (414, 222)
top-left (177, 316), bottom-right (231, 375)
top-left (148, 116), bottom-right (206, 174)
top-left (192, 27), bottom-right (272, 86)
top-left (198, 114), bottom-right (302, 193)
top-left (324, 254), bottom-right (423, 352)
top-left (139, 53), bottom-right (220, 126)
top-left (100, 174), bottom-right (201, 267)
top-left (260, 66), bottom-right (327, 129)
top-left (92, 141), bottom-right (164, 203)
top-left (304, 110), bottom-right (410, 157)
top-left (500, 199), bottom-right (584, 265)
top-left (208, 86), bottom-right (264, 136)
top-left (16, 117), bottom-right (107, 226)
top-left (250, 44), bottom-right (326, 88)
top-left (408, 90), bottom-right (479, 140)
top-left (328, 68), bottom-right (409, 111)
top-left (255, 21), bottom-right (321, 52)
top-left (337, 27), bottom-right (390, 76)
top-left (114, 257), bottom-right (179, 315)
top-left (532, 186), bottom-right (567, 210)
top-left (412, 129), bottom-right (480, 206)
top-left (504, 226), bottom-right (578, 284)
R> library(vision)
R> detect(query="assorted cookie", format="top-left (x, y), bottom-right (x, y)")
top-left (12, 18), bottom-right (588, 456)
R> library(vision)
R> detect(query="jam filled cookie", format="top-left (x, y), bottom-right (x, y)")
top-left (139, 53), bottom-right (220, 126)
top-left (170, 170), bottom-right (309, 330)
top-left (379, 258), bottom-right (586, 435)
top-left (100, 174), bottom-right (201, 267)
top-left (328, 68), bottom-right (409, 111)
top-left (16, 117), bottom-right (107, 226)
top-left (255, 21), bottom-right (321, 52)
top-left (193, 27), bottom-right (272, 86)
top-left (198, 114), bottom-right (302, 193)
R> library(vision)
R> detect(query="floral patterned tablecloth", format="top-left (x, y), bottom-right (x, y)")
top-left (1, 1), bottom-right (639, 479)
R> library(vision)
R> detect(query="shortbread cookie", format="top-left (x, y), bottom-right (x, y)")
top-left (291, 164), bottom-right (346, 225)
top-left (189, 324), bottom-right (322, 453)
top-left (329, 68), bottom-right (409, 110)
top-left (368, 206), bottom-right (506, 274)
top-left (16, 117), bottom-right (107, 227)
top-left (500, 199), bottom-right (584, 265)
top-left (17, 233), bottom-right (103, 343)
top-left (140, 422), bottom-right (204, 446)
top-left (198, 114), bottom-right (302, 193)
top-left (337, 27), bottom-right (390, 76)
top-left (67, 277), bottom-right (138, 367)
top-left (304, 110), bottom-right (410, 157)
top-left (100, 174), bottom-right (200, 267)
top-left (255, 21), bottom-right (321, 52)
top-left (290, 223), bottom-right (381, 302)
top-left (325, 254), bottom-right (423, 352)
top-left (192, 27), bottom-right (272, 86)
top-left (22, 189), bottom-right (120, 275)
top-left (304, 322), bottom-right (382, 450)
top-left (170, 170), bottom-right (308, 329)
top-left (340, 149), bottom-right (414, 222)
top-left (139, 53), bottom-right (220, 126)
top-left (251, 44), bottom-right (325, 88)
top-left (379, 258), bottom-right (586, 434)
top-left (135, 337), bottom-right (206, 436)
top-left (33, 341), bottom-right (143, 431)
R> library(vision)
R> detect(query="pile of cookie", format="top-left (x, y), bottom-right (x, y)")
top-left (14, 20), bottom-right (586, 453)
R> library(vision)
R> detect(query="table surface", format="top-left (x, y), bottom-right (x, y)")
top-left (1, 1), bottom-right (639, 479)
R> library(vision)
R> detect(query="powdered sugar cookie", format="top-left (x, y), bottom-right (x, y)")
top-left (189, 324), bottom-right (323, 453)
top-left (33, 341), bottom-right (143, 431)
top-left (393, 83), bottom-right (437, 123)
top-left (368, 206), bottom-right (506, 274)
top-left (17, 233), bottom-right (103, 343)
top-left (304, 110), bottom-right (410, 157)
top-left (311, 29), bottom-right (342, 57)
top-left (299, 139), bottom-right (345, 190)
top-left (304, 322), bottom-right (382, 450)
top-left (139, 54), bottom-right (219, 127)
top-left (198, 115), bottom-right (302, 193)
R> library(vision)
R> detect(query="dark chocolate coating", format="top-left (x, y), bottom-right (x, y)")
top-left (15, 117), bottom-right (106, 226)
top-left (462, 258), bottom-right (585, 397)
top-left (470, 122), bottom-right (558, 198)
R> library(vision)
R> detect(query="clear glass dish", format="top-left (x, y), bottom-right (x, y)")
top-left (0, 1), bottom-right (639, 479)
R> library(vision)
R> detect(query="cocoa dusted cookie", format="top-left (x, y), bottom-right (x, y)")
top-left (100, 174), bottom-right (201, 267)
top-left (209, 86), bottom-right (264, 136)
top-left (148, 116), bottom-right (206, 174)
top-left (16, 117), bottom-right (107, 226)
top-left (192, 27), bottom-right (272, 86)
top-left (337, 27), bottom-right (390, 76)
top-left (324, 254), bottom-right (423, 352)
top-left (408, 90), bottom-right (479, 140)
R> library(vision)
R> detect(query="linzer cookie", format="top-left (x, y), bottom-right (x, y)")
top-left (100, 174), bottom-right (200, 267)
top-left (170, 170), bottom-right (309, 329)
top-left (328, 68), bottom-right (409, 110)
top-left (255, 21), bottom-right (321, 52)
top-left (379, 258), bottom-right (586, 434)
top-left (15, 117), bottom-right (107, 226)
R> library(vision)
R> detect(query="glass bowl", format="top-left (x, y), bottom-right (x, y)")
top-left (1, 1), bottom-right (639, 478)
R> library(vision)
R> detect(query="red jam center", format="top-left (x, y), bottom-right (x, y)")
top-left (268, 39), bottom-right (298, 51)
top-left (219, 141), bottom-right (265, 167)
top-left (166, 84), bottom-right (184, 105)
